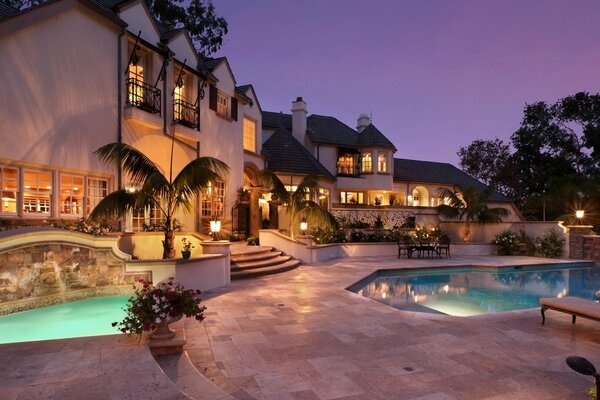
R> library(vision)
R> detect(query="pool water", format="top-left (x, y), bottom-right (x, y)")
top-left (352, 263), bottom-right (600, 316)
top-left (0, 296), bottom-right (129, 344)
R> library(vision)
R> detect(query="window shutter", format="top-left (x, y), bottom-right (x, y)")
top-left (231, 98), bottom-right (238, 121)
top-left (209, 84), bottom-right (217, 111)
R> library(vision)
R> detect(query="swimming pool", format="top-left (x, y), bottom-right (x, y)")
top-left (351, 262), bottom-right (600, 316)
top-left (0, 296), bottom-right (129, 344)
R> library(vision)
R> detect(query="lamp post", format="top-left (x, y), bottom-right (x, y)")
top-left (210, 220), bottom-right (221, 241)
top-left (300, 218), bottom-right (308, 236)
top-left (566, 356), bottom-right (599, 399)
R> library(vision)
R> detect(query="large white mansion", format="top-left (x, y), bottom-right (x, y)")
top-left (0, 0), bottom-right (521, 237)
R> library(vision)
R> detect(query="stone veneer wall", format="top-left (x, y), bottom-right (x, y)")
top-left (567, 225), bottom-right (594, 259)
top-left (582, 235), bottom-right (600, 261)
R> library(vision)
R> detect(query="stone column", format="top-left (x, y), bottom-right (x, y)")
top-left (566, 225), bottom-right (594, 259)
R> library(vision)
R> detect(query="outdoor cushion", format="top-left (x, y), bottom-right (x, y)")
top-left (540, 297), bottom-right (600, 325)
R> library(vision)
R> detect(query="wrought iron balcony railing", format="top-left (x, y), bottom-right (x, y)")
top-left (174, 98), bottom-right (199, 129)
top-left (126, 78), bottom-right (161, 115)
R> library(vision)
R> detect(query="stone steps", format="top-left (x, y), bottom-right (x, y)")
top-left (231, 259), bottom-right (300, 280)
top-left (232, 255), bottom-right (292, 271)
top-left (230, 250), bottom-right (281, 264)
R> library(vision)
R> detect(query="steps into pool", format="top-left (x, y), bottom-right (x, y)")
top-left (230, 246), bottom-right (300, 280)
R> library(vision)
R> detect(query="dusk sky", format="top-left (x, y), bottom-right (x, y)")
top-left (213, 0), bottom-right (600, 165)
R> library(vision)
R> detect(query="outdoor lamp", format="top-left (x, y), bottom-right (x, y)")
top-left (566, 356), bottom-right (599, 398)
top-left (576, 210), bottom-right (585, 220)
top-left (210, 220), bottom-right (221, 241)
top-left (300, 218), bottom-right (308, 235)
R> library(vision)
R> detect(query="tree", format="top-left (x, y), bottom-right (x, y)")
top-left (457, 138), bottom-right (511, 188)
top-left (259, 171), bottom-right (338, 238)
top-left (90, 142), bottom-right (229, 259)
top-left (6, 0), bottom-right (228, 56)
top-left (145, 0), bottom-right (228, 55)
top-left (436, 185), bottom-right (509, 242)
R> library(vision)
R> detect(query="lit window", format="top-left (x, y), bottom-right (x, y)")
top-left (0, 167), bottom-right (18, 214)
top-left (340, 191), bottom-right (364, 204)
top-left (201, 181), bottom-right (225, 218)
top-left (378, 153), bottom-right (387, 173)
top-left (131, 203), bottom-right (164, 232)
top-left (337, 153), bottom-right (358, 175)
top-left (284, 185), bottom-right (298, 193)
top-left (243, 118), bottom-right (256, 152)
top-left (217, 93), bottom-right (228, 116)
top-left (23, 170), bottom-right (52, 214)
top-left (361, 153), bottom-right (372, 173)
top-left (319, 188), bottom-right (329, 209)
top-left (60, 174), bottom-right (84, 216)
top-left (87, 178), bottom-right (108, 215)
top-left (128, 59), bottom-right (144, 104)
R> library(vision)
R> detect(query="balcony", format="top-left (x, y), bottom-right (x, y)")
top-left (174, 98), bottom-right (199, 129)
top-left (126, 78), bottom-right (161, 115)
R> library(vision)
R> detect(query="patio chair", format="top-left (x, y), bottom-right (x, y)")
top-left (397, 240), bottom-right (412, 258)
top-left (437, 236), bottom-right (451, 258)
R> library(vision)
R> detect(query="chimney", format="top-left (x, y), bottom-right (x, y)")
top-left (291, 97), bottom-right (308, 144)
top-left (356, 113), bottom-right (370, 133)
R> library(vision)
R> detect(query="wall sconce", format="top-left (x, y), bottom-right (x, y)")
top-left (576, 210), bottom-right (585, 220)
top-left (300, 218), bottom-right (308, 235)
top-left (210, 220), bottom-right (221, 241)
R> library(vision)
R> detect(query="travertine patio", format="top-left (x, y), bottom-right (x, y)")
top-left (183, 255), bottom-right (600, 400)
top-left (1, 255), bottom-right (599, 400)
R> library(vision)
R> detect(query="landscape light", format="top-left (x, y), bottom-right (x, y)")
top-left (300, 218), bottom-right (308, 235)
top-left (576, 210), bottom-right (585, 220)
top-left (210, 220), bottom-right (221, 241)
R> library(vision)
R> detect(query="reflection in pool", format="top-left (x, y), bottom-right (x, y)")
top-left (352, 263), bottom-right (599, 316)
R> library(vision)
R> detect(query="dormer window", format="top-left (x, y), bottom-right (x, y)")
top-left (217, 93), bottom-right (228, 116)
top-left (378, 153), bottom-right (388, 173)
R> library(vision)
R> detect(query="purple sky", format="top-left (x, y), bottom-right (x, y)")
top-left (213, 0), bottom-right (600, 165)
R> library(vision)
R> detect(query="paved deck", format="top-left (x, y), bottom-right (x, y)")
top-left (1, 255), bottom-right (599, 399)
top-left (184, 255), bottom-right (600, 400)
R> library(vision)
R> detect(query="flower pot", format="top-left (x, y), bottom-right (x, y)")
top-left (181, 250), bottom-right (191, 259)
top-left (150, 315), bottom-right (182, 340)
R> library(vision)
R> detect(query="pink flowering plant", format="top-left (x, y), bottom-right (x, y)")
top-left (112, 278), bottom-right (206, 336)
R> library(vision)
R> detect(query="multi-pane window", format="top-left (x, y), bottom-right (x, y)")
top-left (217, 93), bottom-right (228, 116)
top-left (128, 60), bottom-right (145, 104)
top-left (201, 181), bottom-right (225, 218)
top-left (361, 153), bottom-right (372, 173)
top-left (340, 191), bottom-right (364, 204)
top-left (378, 153), bottom-right (388, 173)
top-left (60, 174), bottom-right (84, 216)
top-left (131, 203), bottom-right (163, 232)
top-left (23, 170), bottom-right (52, 214)
top-left (319, 188), bottom-right (329, 209)
top-left (0, 167), bottom-right (18, 214)
top-left (243, 118), bottom-right (256, 152)
top-left (337, 153), bottom-right (358, 175)
top-left (87, 178), bottom-right (108, 215)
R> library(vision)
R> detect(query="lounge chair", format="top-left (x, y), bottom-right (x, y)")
top-left (540, 297), bottom-right (600, 325)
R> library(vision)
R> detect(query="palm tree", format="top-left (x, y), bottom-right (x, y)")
top-left (436, 185), bottom-right (509, 242)
top-left (259, 170), bottom-right (338, 238)
top-left (90, 143), bottom-right (229, 258)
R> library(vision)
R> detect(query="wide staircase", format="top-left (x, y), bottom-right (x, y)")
top-left (230, 245), bottom-right (300, 280)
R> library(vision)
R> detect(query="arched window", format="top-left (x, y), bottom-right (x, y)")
top-left (378, 153), bottom-right (387, 173)
top-left (361, 153), bottom-right (372, 173)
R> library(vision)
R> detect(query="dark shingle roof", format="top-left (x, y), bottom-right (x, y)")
top-left (0, 2), bottom-right (19, 18)
top-left (393, 158), bottom-right (511, 202)
top-left (262, 128), bottom-right (335, 180)
top-left (200, 57), bottom-right (226, 72)
top-left (358, 124), bottom-right (396, 149)
top-left (263, 112), bottom-right (396, 150)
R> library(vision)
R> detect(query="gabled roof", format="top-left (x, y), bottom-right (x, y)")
top-left (393, 158), bottom-right (511, 202)
top-left (0, 2), bottom-right (20, 18)
top-left (262, 111), bottom-right (396, 150)
top-left (262, 128), bottom-right (335, 180)
top-left (235, 85), bottom-right (254, 106)
top-left (200, 57), bottom-right (226, 72)
top-left (357, 124), bottom-right (396, 150)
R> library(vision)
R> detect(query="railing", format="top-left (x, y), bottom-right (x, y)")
top-left (174, 98), bottom-right (199, 129)
top-left (126, 78), bottom-right (161, 114)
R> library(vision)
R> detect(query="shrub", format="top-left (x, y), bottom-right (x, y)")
top-left (349, 230), bottom-right (366, 243)
top-left (373, 216), bottom-right (384, 230)
top-left (312, 228), bottom-right (346, 244)
top-left (536, 229), bottom-right (565, 258)
top-left (345, 219), bottom-right (370, 229)
top-left (492, 231), bottom-right (520, 255)
top-left (247, 236), bottom-right (259, 246)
